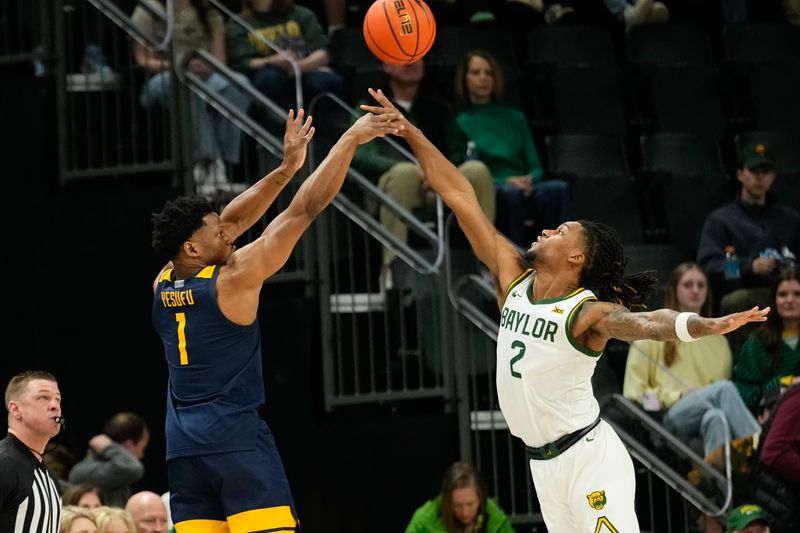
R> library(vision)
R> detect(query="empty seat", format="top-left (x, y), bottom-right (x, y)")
top-left (640, 132), bottom-right (733, 258)
top-left (626, 23), bottom-right (714, 68)
top-left (744, 62), bottom-right (800, 131)
top-left (426, 26), bottom-right (519, 68)
top-left (734, 130), bottom-right (800, 211)
top-left (647, 65), bottom-right (727, 141)
top-left (546, 133), bottom-right (644, 244)
top-left (640, 131), bottom-right (727, 180)
top-left (550, 66), bottom-right (627, 137)
top-left (723, 22), bottom-right (800, 64)
top-left (525, 25), bottom-right (616, 68)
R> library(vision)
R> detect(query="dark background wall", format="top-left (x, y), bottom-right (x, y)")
top-left (0, 70), bottom-right (459, 532)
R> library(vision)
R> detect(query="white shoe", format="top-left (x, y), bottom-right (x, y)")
top-left (624, 0), bottom-right (653, 27)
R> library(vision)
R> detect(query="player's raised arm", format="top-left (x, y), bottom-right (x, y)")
top-left (218, 109), bottom-right (313, 240)
top-left (361, 88), bottom-right (521, 293)
top-left (574, 301), bottom-right (770, 348)
top-left (226, 102), bottom-right (404, 287)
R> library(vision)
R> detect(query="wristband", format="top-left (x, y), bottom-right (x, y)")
top-left (675, 312), bottom-right (699, 343)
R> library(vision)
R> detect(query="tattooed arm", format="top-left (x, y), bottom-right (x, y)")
top-left (571, 301), bottom-right (770, 352)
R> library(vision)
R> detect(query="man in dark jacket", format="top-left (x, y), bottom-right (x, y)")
top-left (697, 142), bottom-right (800, 352)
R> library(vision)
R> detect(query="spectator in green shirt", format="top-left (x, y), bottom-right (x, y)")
top-left (734, 267), bottom-right (800, 411)
top-left (404, 462), bottom-right (515, 533)
top-left (225, 0), bottom-right (345, 133)
top-left (446, 50), bottom-right (574, 248)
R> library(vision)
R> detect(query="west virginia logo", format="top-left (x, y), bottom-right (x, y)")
top-left (587, 490), bottom-right (607, 510)
top-left (552, 306), bottom-right (564, 314)
top-left (755, 144), bottom-right (766, 156)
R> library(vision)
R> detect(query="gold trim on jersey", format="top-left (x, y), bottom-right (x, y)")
top-left (527, 282), bottom-right (586, 305)
top-left (159, 265), bottom-right (216, 283)
top-left (566, 296), bottom-right (603, 357)
top-left (160, 268), bottom-right (173, 282)
top-left (505, 268), bottom-right (534, 296)
top-left (197, 265), bottom-right (216, 278)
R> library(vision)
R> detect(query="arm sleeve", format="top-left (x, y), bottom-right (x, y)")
top-left (759, 388), bottom-right (800, 478)
top-left (67, 444), bottom-right (144, 491)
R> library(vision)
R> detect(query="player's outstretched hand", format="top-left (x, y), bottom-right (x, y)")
top-left (283, 108), bottom-right (314, 174)
top-left (708, 306), bottom-right (770, 335)
top-left (348, 90), bottom-right (404, 144)
top-left (360, 88), bottom-right (414, 138)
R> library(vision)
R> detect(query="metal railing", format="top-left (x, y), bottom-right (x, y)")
top-left (12, 1), bottom-right (745, 527)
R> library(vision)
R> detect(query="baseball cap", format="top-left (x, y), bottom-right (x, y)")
top-left (726, 504), bottom-right (769, 531)
top-left (739, 142), bottom-right (776, 169)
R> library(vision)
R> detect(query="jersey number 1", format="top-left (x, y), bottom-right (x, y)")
top-left (175, 312), bottom-right (189, 365)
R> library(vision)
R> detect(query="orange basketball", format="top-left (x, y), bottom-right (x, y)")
top-left (362, 0), bottom-right (436, 65)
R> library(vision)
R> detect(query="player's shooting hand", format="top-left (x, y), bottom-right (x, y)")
top-left (705, 306), bottom-right (770, 335)
top-left (349, 90), bottom-right (404, 144)
top-left (282, 108), bottom-right (314, 173)
top-left (361, 88), bottom-right (413, 137)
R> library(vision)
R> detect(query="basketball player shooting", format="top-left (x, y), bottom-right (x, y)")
top-left (362, 88), bottom-right (769, 532)
top-left (150, 105), bottom-right (402, 533)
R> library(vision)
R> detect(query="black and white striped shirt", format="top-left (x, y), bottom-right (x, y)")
top-left (0, 434), bottom-right (62, 533)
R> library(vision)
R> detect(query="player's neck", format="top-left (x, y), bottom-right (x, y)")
top-left (531, 270), bottom-right (579, 301)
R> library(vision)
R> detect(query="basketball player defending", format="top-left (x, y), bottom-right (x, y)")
top-left (363, 89), bottom-right (768, 532)
top-left (151, 106), bottom-right (402, 532)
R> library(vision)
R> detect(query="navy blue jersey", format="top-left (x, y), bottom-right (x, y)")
top-left (153, 266), bottom-right (265, 460)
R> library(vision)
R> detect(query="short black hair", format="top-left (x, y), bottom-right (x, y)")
top-left (151, 195), bottom-right (214, 262)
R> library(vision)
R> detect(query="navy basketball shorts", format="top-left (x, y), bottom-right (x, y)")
top-left (168, 422), bottom-right (298, 533)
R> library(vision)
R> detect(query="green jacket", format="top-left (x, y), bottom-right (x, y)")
top-left (404, 495), bottom-right (516, 533)
top-left (446, 102), bottom-right (543, 185)
top-left (225, 5), bottom-right (328, 74)
top-left (734, 336), bottom-right (800, 409)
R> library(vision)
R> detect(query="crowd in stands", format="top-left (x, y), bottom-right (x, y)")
top-left (3, 0), bottom-right (799, 531)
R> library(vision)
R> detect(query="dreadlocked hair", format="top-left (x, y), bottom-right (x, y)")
top-left (151, 194), bottom-right (214, 262)
top-left (577, 220), bottom-right (658, 311)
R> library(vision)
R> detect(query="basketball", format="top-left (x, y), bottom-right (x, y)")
top-left (362, 0), bottom-right (437, 65)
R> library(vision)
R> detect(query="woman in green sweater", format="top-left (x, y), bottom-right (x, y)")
top-left (405, 462), bottom-right (515, 533)
top-left (446, 50), bottom-right (575, 248)
top-left (734, 267), bottom-right (800, 411)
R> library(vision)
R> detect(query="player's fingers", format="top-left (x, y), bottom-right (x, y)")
top-left (299, 113), bottom-right (313, 134)
top-left (368, 87), bottom-right (394, 108)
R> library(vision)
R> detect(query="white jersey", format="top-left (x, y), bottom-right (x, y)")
top-left (496, 270), bottom-right (602, 447)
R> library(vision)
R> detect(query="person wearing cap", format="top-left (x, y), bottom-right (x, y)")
top-left (726, 504), bottom-right (770, 532)
top-left (697, 141), bottom-right (800, 354)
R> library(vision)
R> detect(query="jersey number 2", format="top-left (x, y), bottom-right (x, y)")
top-left (509, 340), bottom-right (525, 378)
top-left (175, 312), bottom-right (189, 365)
